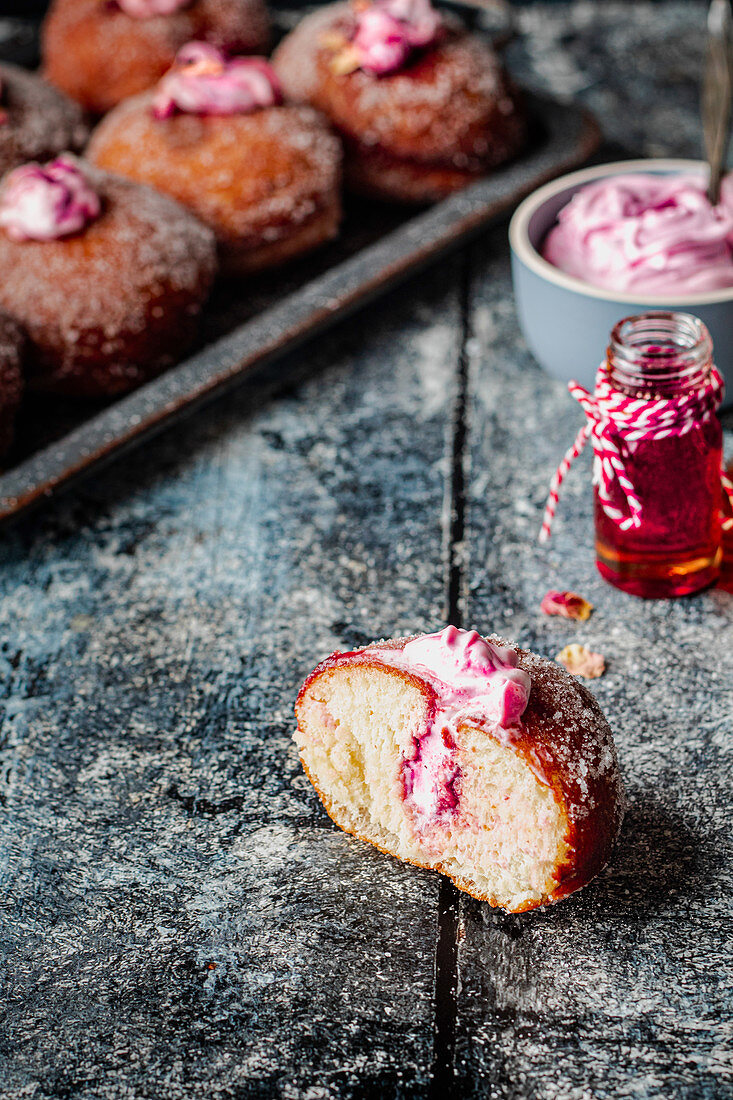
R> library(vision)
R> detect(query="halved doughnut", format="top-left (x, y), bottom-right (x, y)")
top-left (295, 628), bottom-right (624, 912)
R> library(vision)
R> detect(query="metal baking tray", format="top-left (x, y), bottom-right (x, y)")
top-left (0, 16), bottom-right (601, 525)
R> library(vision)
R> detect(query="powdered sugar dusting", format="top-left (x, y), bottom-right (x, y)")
top-left (515, 638), bottom-right (624, 829)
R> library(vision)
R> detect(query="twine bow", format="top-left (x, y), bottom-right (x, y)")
top-left (540, 363), bottom-right (733, 543)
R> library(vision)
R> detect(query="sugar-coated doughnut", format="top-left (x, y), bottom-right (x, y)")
top-left (0, 312), bottom-right (24, 458)
top-left (87, 47), bottom-right (342, 275)
top-left (0, 63), bottom-right (89, 178)
top-left (273, 1), bottom-right (527, 203)
top-left (42, 0), bottom-right (271, 115)
top-left (295, 627), bottom-right (624, 912)
top-left (0, 156), bottom-right (217, 398)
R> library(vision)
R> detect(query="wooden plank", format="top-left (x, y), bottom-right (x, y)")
top-left (0, 260), bottom-right (466, 1098)
top-left (455, 226), bottom-right (733, 1099)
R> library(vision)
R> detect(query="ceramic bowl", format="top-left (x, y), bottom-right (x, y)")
top-left (509, 158), bottom-right (733, 401)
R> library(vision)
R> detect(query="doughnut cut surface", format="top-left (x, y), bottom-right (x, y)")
top-left (295, 636), bottom-right (624, 912)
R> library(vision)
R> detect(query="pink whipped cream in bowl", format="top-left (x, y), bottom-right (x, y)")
top-left (509, 159), bottom-right (733, 402)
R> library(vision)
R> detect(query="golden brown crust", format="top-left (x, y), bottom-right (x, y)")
top-left (342, 139), bottom-right (478, 204)
top-left (0, 162), bottom-right (217, 398)
top-left (273, 3), bottom-right (526, 201)
top-left (220, 202), bottom-right (341, 275)
top-left (501, 645), bottom-right (624, 905)
top-left (87, 96), bottom-right (342, 273)
top-left (42, 0), bottom-right (271, 115)
top-left (0, 63), bottom-right (89, 179)
top-left (295, 635), bottom-right (624, 911)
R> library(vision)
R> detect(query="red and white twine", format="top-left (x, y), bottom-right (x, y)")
top-left (539, 363), bottom-right (733, 543)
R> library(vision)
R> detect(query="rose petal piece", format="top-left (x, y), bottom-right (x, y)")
top-left (541, 590), bottom-right (594, 621)
top-left (556, 644), bottom-right (606, 679)
top-left (329, 46), bottom-right (363, 74)
top-left (319, 30), bottom-right (350, 50)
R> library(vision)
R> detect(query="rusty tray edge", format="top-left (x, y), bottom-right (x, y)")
top-left (0, 93), bottom-right (600, 527)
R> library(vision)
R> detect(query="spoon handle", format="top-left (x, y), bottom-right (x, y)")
top-left (703, 0), bottom-right (733, 204)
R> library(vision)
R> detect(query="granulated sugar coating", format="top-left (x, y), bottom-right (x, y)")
top-left (42, 0), bottom-right (271, 115)
top-left (0, 160), bottom-right (217, 397)
top-left (273, 2), bottom-right (526, 201)
top-left (295, 632), bottom-right (624, 912)
top-left (0, 311), bottom-right (24, 456)
top-left (0, 63), bottom-right (89, 177)
top-left (87, 97), bottom-right (342, 274)
top-left (512, 640), bottom-right (624, 826)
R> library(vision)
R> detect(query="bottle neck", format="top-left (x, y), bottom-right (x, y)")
top-left (606, 312), bottom-right (713, 399)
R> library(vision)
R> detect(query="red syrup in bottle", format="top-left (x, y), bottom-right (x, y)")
top-left (593, 313), bottom-right (723, 598)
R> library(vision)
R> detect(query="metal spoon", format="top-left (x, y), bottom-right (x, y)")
top-left (702, 0), bottom-right (733, 204)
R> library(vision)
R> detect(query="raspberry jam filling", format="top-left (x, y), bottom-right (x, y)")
top-left (152, 42), bottom-right (282, 118)
top-left (402, 714), bottom-right (460, 818)
top-left (371, 627), bottom-right (531, 824)
top-left (0, 156), bottom-right (101, 242)
top-left (113, 0), bottom-right (191, 17)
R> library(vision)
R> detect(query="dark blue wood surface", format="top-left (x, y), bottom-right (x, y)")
top-left (1, 3), bottom-right (731, 1099)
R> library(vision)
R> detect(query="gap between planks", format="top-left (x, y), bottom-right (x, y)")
top-left (428, 248), bottom-right (474, 1100)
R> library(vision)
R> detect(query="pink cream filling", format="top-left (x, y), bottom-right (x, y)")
top-left (0, 156), bottom-right (101, 242)
top-left (351, 0), bottom-right (442, 75)
top-left (370, 627), bottom-right (531, 825)
top-left (152, 42), bottom-right (281, 119)
top-left (114, 0), bottom-right (191, 17)
top-left (542, 172), bottom-right (733, 294)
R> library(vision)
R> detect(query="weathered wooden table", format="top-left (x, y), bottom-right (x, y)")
top-left (2, 3), bottom-right (732, 1098)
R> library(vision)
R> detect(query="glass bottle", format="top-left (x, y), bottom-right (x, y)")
top-left (594, 312), bottom-right (724, 598)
